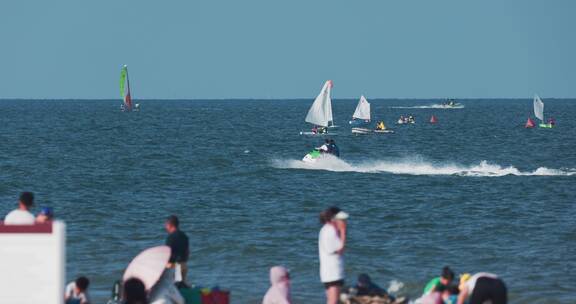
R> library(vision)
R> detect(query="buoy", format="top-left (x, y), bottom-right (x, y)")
top-left (525, 118), bottom-right (535, 128)
top-left (430, 115), bottom-right (437, 124)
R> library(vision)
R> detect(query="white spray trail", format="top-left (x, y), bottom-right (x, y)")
top-left (272, 156), bottom-right (576, 177)
top-left (390, 104), bottom-right (465, 109)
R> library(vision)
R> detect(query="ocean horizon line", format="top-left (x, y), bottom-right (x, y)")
top-left (0, 97), bottom-right (575, 102)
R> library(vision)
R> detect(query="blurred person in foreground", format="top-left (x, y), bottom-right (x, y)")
top-left (262, 266), bottom-right (291, 304)
top-left (65, 276), bottom-right (91, 304)
top-left (458, 273), bottom-right (507, 304)
top-left (36, 206), bottom-right (54, 223)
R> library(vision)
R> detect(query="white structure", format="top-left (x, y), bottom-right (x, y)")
top-left (0, 221), bottom-right (66, 304)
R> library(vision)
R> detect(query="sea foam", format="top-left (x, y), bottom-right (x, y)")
top-left (389, 104), bottom-right (465, 109)
top-left (272, 156), bottom-right (576, 177)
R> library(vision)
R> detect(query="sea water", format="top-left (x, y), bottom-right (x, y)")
top-left (0, 99), bottom-right (574, 303)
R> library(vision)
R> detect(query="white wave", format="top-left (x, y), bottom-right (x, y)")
top-left (390, 104), bottom-right (465, 109)
top-left (272, 157), bottom-right (576, 177)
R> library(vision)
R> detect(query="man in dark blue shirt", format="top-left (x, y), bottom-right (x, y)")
top-left (329, 139), bottom-right (340, 157)
top-left (165, 215), bottom-right (190, 283)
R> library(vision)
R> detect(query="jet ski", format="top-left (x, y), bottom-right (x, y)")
top-left (303, 144), bottom-right (339, 163)
top-left (302, 150), bottom-right (323, 163)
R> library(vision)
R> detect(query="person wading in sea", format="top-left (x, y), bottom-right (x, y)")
top-left (164, 215), bottom-right (190, 284)
top-left (318, 207), bottom-right (349, 304)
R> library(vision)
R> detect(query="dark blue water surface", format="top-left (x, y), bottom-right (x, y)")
top-left (0, 99), bottom-right (575, 303)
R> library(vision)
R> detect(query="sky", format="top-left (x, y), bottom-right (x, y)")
top-left (0, 0), bottom-right (575, 99)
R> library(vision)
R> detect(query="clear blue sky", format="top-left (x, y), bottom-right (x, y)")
top-left (0, 0), bottom-right (574, 99)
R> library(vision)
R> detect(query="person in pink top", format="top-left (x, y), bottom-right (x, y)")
top-left (262, 266), bottom-right (291, 304)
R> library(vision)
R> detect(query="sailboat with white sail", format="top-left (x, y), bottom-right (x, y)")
top-left (300, 80), bottom-right (337, 135)
top-left (349, 96), bottom-right (394, 135)
top-left (349, 95), bottom-right (371, 126)
top-left (120, 65), bottom-right (139, 112)
top-left (533, 95), bottom-right (553, 128)
top-left (351, 96), bottom-right (372, 134)
top-left (325, 88), bottom-right (337, 130)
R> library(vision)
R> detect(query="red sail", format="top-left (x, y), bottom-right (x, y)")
top-left (430, 115), bottom-right (437, 124)
top-left (525, 118), bottom-right (535, 128)
top-left (125, 93), bottom-right (133, 110)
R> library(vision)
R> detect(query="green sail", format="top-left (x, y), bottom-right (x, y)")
top-left (120, 66), bottom-right (128, 98)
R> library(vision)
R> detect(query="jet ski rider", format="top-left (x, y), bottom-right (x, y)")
top-left (329, 139), bottom-right (340, 157)
top-left (318, 139), bottom-right (330, 153)
top-left (317, 139), bottom-right (339, 157)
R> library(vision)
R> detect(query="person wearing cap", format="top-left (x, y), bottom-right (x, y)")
top-left (331, 207), bottom-right (349, 250)
top-left (318, 207), bottom-right (348, 304)
top-left (262, 266), bottom-right (291, 304)
top-left (164, 215), bottom-right (190, 283)
top-left (4, 192), bottom-right (35, 225)
top-left (457, 273), bottom-right (507, 304)
top-left (36, 207), bottom-right (54, 223)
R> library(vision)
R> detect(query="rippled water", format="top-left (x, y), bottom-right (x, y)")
top-left (0, 99), bottom-right (575, 303)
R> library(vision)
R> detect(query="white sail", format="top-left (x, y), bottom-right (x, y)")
top-left (325, 87), bottom-right (334, 125)
top-left (534, 95), bottom-right (544, 121)
top-left (352, 95), bottom-right (371, 120)
top-left (305, 80), bottom-right (333, 127)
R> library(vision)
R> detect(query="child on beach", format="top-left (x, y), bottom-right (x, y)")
top-left (65, 276), bottom-right (91, 304)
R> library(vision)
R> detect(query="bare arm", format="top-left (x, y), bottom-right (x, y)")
top-left (335, 221), bottom-right (347, 253)
top-left (457, 286), bottom-right (468, 304)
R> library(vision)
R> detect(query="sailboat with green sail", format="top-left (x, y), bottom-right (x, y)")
top-left (120, 65), bottom-right (139, 112)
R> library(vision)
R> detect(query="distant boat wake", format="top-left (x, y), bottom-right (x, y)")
top-left (272, 156), bottom-right (576, 177)
top-left (390, 104), bottom-right (465, 109)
